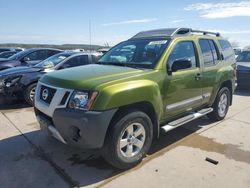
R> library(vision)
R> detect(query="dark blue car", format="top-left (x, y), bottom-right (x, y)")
top-left (0, 48), bottom-right (62, 71)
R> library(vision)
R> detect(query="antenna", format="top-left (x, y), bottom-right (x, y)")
top-left (89, 19), bottom-right (92, 52)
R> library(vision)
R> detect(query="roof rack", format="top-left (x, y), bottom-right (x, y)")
top-left (131, 28), bottom-right (221, 39)
top-left (190, 29), bottom-right (220, 37)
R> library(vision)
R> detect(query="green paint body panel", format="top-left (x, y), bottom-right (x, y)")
top-left (40, 34), bottom-right (236, 125)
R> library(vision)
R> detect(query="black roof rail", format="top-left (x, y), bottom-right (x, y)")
top-left (130, 28), bottom-right (221, 39)
top-left (190, 29), bottom-right (220, 37)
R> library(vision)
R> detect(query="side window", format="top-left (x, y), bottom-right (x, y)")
top-left (47, 50), bottom-right (59, 57)
top-left (168, 41), bottom-right (197, 69)
top-left (62, 55), bottom-right (89, 68)
top-left (199, 39), bottom-right (214, 67)
top-left (25, 50), bottom-right (48, 61)
top-left (218, 40), bottom-right (234, 61)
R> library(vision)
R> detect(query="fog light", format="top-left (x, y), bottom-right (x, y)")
top-left (70, 126), bottom-right (82, 142)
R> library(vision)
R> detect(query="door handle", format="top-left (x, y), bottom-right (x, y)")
top-left (195, 73), bottom-right (203, 81)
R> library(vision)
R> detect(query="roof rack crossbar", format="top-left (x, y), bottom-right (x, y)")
top-left (190, 29), bottom-right (220, 37)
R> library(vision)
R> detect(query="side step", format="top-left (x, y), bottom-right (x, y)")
top-left (161, 108), bottom-right (213, 133)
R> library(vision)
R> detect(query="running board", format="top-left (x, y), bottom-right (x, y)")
top-left (161, 108), bottom-right (213, 133)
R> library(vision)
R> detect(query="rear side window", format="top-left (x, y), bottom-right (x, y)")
top-left (168, 41), bottom-right (197, 69)
top-left (218, 40), bottom-right (235, 61)
top-left (47, 50), bottom-right (60, 57)
top-left (63, 55), bottom-right (89, 68)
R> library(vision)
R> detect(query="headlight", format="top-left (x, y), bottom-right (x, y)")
top-left (4, 76), bottom-right (21, 87)
top-left (68, 91), bottom-right (98, 110)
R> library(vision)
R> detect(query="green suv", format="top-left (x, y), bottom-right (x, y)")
top-left (34, 28), bottom-right (236, 169)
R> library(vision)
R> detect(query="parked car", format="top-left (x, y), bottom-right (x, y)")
top-left (0, 47), bottom-right (24, 54)
top-left (0, 51), bottom-right (18, 58)
top-left (0, 51), bottom-right (102, 105)
top-left (34, 28), bottom-right (236, 169)
top-left (0, 48), bottom-right (62, 71)
top-left (236, 50), bottom-right (250, 89)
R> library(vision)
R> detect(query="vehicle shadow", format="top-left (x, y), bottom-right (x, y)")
top-left (0, 94), bottom-right (30, 110)
top-left (0, 116), bottom-right (213, 187)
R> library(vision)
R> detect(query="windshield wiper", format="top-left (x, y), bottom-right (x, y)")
top-left (98, 61), bottom-right (152, 70)
top-left (98, 61), bottom-right (128, 67)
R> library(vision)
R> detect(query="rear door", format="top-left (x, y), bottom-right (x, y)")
top-left (198, 39), bottom-right (222, 104)
top-left (163, 40), bottom-right (203, 119)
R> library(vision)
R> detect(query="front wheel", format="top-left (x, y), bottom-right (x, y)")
top-left (208, 87), bottom-right (230, 121)
top-left (24, 83), bottom-right (37, 106)
top-left (102, 111), bottom-right (153, 169)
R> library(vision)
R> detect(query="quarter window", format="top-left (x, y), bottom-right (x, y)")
top-left (168, 41), bottom-right (197, 70)
top-left (218, 40), bottom-right (234, 61)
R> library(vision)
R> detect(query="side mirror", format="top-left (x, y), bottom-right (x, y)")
top-left (170, 59), bottom-right (192, 72)
top-left (23, 57), bottom-right (30, 62)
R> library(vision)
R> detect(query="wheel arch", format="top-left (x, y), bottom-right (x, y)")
top-left (219, 80), bottom-right (233, 105)
top-left (105, 101), bottom-right (159, 143)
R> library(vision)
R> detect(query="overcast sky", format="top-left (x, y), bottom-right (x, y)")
top-left (0, 0), bottom-right (250, 47)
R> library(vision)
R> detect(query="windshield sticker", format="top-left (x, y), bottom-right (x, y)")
top-left (148, 40), bottom-right (168, 45)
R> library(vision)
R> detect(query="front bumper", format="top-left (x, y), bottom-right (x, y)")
top-left (35, 107), bottom-right (117, 149)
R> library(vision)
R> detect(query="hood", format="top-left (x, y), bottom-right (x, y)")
top-left (41, 64), bottom-right (149, 90)
top-left (0, 66), bottom-right (42, 77)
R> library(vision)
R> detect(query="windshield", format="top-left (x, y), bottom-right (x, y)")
top-left (237, 51), bottom-right (250, 62)
top-left (98, 38), bottom-right (170, 68)
top-left (34, 53), bottom-right (71, 68)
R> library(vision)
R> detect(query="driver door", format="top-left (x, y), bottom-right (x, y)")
top-left (163, 40), bottom-right (203, 120)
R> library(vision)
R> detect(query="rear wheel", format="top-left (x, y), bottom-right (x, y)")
top-left (24, 83), bottom-right (37, 106)
top-left (102, 111), bottom-right (153, 169)
top-left (208, 87), bottom-right (230, 121)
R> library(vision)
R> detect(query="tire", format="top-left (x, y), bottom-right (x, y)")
top-left (24, 83), bottom-right (37, 106)
top-left (208, 87), bottom-right (230, 121)
top-left (102, 110), bottom-right (153, 169)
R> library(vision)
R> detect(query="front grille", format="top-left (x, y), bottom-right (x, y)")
top-left (40, 85), bottom-right (56, 104)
